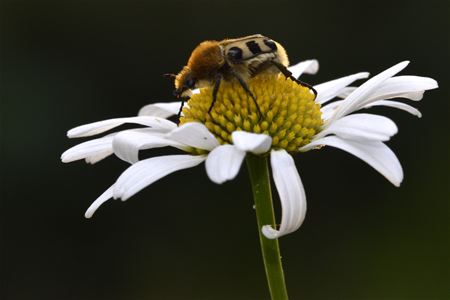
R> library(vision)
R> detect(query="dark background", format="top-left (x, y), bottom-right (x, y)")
top-left (1, 0), bottom-right (449, 299)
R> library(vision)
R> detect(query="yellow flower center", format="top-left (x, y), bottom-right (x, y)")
top-left (180, 74), bottom-right (323, 152)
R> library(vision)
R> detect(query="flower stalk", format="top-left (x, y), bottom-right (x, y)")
top-left (246, 154), bottom-right (289, 300)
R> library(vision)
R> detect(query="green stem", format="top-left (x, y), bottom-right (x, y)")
top-left (246, 154), bottom-right (289, 300)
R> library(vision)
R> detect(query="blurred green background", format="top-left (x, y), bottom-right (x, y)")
top-left (1, 0), bottom-right (449, 299)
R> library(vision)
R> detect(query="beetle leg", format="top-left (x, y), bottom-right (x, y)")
top-left (271, 61), bottom-right (317, 98)
top-left (230, 69), bottom-right (262, 118)
top-left (208, 73), bottom-right (223, 113)
top-left (176, 96), bottom-right (190, 124)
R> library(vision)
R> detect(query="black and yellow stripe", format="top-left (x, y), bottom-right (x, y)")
top-left (223, 35), bottom-right (278, 63)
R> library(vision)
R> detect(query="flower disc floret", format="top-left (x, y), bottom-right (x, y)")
top-left (180, 74), bottom-right (323, 152)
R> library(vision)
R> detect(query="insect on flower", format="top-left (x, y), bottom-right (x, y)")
top-left (166, 34), bottom-right (317, 117)
top-left (62, 59), bottom-right (438, 235)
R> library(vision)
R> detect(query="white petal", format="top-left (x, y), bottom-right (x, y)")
top-left (138, 101), bottom-right (182, 118)
top-left (338, 76), bottom-right (438, 108)
top-left (61, 134), bottom-right (114, 163)
top-left (365, 76), bottom-right (438, 103)
top-left (166, 122), bottom-right (220, 151)
top-left (113, 129), bottom-right (188, 164)
top-left (301, 136), bottom-right (403, 186)
top-left (318, 113), bottom-right (398, 141)
top-left (262, 150), bottom-right (307, 239)
top-left (67, 116), bottom-right (177, 138)
top-left (205, 145), bottom-right (246, 184)
top-left (337, 87), bottom-right (357, 98)
top-left (85, 186), bottom-right (114, 218)
top-left (320, 100), bottom-right (343, 121)
top-left (328, 61), bottom-right (410, 123)
top-left (366, 100), bottom-right (422, 118)
top-left (288, 59), bottom-right (319, 79)
top-left (85, 151), bottom-right (114, 164)
top-left (314, 72), bottom-right (370, 104)
top-left (232, 131), bottom-right (272, 154)
top-left (322, 98), bottom-right (422, 121)
top-left (114, 154), bottom-right (206, 200)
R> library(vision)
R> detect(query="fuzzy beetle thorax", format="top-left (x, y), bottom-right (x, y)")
top-left (174, 41), bottom-right (224, 93)
top-left (187, 41), bottom-right (225, 79)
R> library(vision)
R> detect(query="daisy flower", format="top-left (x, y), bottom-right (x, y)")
top-left (62, 59), bottom-right (436, 236)
top-left (62, 59), bottom-right (437, 299)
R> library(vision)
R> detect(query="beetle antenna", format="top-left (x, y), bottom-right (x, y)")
top-left (163, 73), bottom-right (177, 80)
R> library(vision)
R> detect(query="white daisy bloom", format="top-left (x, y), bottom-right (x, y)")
top-left (62, 60), bottom-right (437, 239)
